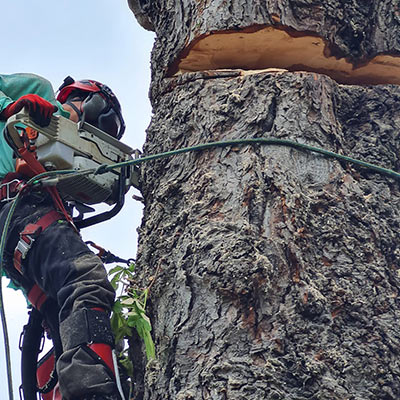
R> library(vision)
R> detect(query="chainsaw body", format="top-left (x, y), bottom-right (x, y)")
top-left (5, 112), bottom-right (139, 205)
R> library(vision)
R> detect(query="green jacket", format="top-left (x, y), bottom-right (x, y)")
top-left (0, 73), bottom-right (70, 290)
top-left (0, 73), bottom-right (69, 178)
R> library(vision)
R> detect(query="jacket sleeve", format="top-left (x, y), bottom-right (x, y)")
top-left (0, 89), bottom-right (13, 115)
top-left (0, 73), bottom-right (58, 114)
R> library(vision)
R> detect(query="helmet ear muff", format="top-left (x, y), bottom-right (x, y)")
top-left (81, 93), bottom-right (108, 122)
top-left (98, 109), bottom-right (120, 138)
top-left (81, 93), bottom-right (121, 138)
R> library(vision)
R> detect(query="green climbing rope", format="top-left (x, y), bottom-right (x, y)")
top-left (1, 136), bottom-right (399, 399)
top-left (0, 190), bottom-right (23, 400)
top-left (96, 138), bottom-right (400, 181)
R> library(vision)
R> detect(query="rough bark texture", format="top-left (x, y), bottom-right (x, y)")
top-left (129, 0), bottom-right (400, 100)
top-left (128, 1), bottom-right (400, 399)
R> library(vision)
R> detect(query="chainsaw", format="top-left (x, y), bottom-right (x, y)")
top-left (4, 111), bottom-right (140, 227)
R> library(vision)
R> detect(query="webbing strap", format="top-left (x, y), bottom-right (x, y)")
top-left (13, 210), bottom-right (63, 274)
top-left (36, 348), bottom-right (58, 395)
top-left (88, 343), bottom-right (115, 375)
top-left (13, 210), bottom-right (63, 311)
top-left (27, 284), bottom-right (48, 311)
top-left (17, 146), bottom-right (75, 227)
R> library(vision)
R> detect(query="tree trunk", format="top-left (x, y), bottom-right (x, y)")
top-left (128, 1), bottom-right (400, 399)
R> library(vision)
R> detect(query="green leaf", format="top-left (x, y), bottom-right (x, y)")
top-left (126, 314), bottom-right (141, 327)
top-left (138, 314), bottom-right (152, 331)
top-left (129, 263), bottom-right (136, 273)
top-left (120, 297), bottom-right (135, 306)
top-left (143, 330), bottom-right (155, 359)
top-left (132, 299), bottom-right (146, 314)
top-left (107, 261), bottom-right (156, 361)
top-left (111, 312), bottom-right (131, 342)
top-left (111, 270), bottom-right (123, 288)
top-left (119, 356), bottom-right (134, 378)
top-left (112, 300), bottom-right (123, 314)
top-left (109, 265), bottom-right (124, 275)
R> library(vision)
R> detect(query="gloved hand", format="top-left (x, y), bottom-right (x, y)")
top-left (0, 94), bottom-right (58, 126)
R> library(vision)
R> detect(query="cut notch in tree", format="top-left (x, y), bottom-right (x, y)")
top-left (169, 24), bottom-right (400, 86)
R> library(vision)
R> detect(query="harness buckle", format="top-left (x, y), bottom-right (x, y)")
top-left (13, 211), bottom-right (62, 274)
top-left (18, 223), bottom-right (44, 259)
top-left (0, 179), bottom-right (23, 202)
top-left (16, 235), bottom-right (35, 260)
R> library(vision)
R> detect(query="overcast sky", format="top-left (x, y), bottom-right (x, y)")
top-left (0, 1), bottom-right (155, 395)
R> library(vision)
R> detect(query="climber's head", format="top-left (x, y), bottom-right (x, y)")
top-left (57, 76), bottom-right (125, 139)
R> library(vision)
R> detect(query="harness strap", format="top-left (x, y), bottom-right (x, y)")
top-left (36, 348), bottom-right (58, 396)
top-left (16, 145), bottom-right (75, 228)
top-left (14, 210), bottom-right (64, 312)
top-left (14, 210), bottom-right (63, 274)
top-left (88, 343), bottom-right (115, 375)
top-left (27, 284), bottom-right (49, 311)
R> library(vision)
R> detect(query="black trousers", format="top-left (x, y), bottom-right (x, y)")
top-left (0, 191), bottom-right (117, 399)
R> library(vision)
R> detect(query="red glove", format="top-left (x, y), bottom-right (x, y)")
top-left (1, 94), bottom-right (58, 127)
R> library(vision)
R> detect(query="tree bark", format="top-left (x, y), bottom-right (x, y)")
top-left (128, 2), bottom-right (400, 399)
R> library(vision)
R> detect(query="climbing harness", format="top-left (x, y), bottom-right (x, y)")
top-left (14, 210), bottom-right (65, 274)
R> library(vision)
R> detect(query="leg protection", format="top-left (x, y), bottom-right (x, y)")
top-left (58, 308), bottom-right (121, 399)
top-left (60, 307), bottom-right (113, 346)
top-left (59, 308), bottom-right (114, 357)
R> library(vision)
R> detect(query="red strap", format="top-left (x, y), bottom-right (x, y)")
top-left (27, 284), bottom-right (48, 311)
top-left (36, 349), bottom-right (55, 389)
top-left (17, 147), bottom-right (75, 228)
top-left (51, 383), bottom-right (62, 400)
top-left (22, 209), bottom-right (62, 235)
top-left (88, 343), bottom-right (115, 375)
top-left (17, 147), bottom-right (46, 177)
top-left (40, 383), bottom-right (61, 400)
top-left (14, 210), bottom-right (63, 274)
top-left (14, 210), bottom-right (63, 311)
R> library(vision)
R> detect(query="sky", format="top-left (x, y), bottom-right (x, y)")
top-left (0, 1), bottom-right (155, 396)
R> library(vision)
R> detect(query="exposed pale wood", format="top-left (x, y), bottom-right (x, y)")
top-left (174, 25), bottom-right (400, 85)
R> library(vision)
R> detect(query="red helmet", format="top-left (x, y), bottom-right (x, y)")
top-left (57, 76), bottom-right (126, 139)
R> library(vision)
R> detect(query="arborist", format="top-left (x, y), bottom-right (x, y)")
top-left (0, 73), bottom-right (126, 400)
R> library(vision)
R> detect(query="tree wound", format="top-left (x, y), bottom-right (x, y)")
top-left (170, 25), bottom-right (400, 85)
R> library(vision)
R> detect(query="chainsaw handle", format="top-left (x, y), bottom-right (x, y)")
top-left (3, 118), bottom-right (24, 149)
